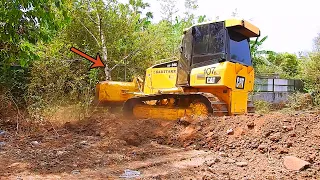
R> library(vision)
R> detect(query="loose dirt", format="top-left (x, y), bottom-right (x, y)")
top-left (0, 109), bottom-right (319, 179)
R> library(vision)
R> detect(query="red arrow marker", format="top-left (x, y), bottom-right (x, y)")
top-left (70, 47), bottom-right (105, 69)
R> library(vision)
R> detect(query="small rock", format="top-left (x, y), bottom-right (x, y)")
top-left (119, 169), bottom-right (141, 178)
top-left (236, 162), bottom-right (248, 167)
top-left (238, 128), bottom-right (246, 135)
top-left (226, 158), bottom-right (236, 163)
top-left (207, 142), bottom-right (215, 149)
top-left (308, 154), bottom-right (316, 163)
top-left (219, 152), bottom-right (228, 157)
top-left (8, 163), bottom-right (19, 168)
top-left (234, 152), bottom-right (242, 157)
top-left (212, 135), bottom-right (219, 140)
top-left (124, 134), bottom-right (142, 146)
top-left (206, 157), bottom-right (221, 166)
top-left (286, 141), bottom-right (294, 148)
top-left (288, 132), bottom-right (296, 137)
top-left (71, 170), bottom-right (80, 175)
top-left (282, 126), bottom-right (294, 131)
top-left (30, 141), bottom-right (40, 146)
top-left (227, 129), bottom-right (234, 135)
top-left (213, 158), bottom-right (221, 163)
top-left (300, 138), bottom-right (307, 142)
top-left (0, 142), bottom-right (6, 147)
top-left (283, 156), bottom-right (310, 171)
top-left (56, 150), bottom-right (66, 156)
top-left (80, 141), bottom-right (88, 145)
top-left (278, 147), bottom-right (289, 154)
top-left (0, 130), bottom-right (5, 136)
top-left (313, 130), bottom-right (320, 137)
top-left (269, 132), bottom-right (281, 141)
top-left (263, 130), bottom-right (274, 138)
top-left (247, 122), bottom-right (255, 129)
top-left (257, 144), bottom-right (268, 153)
top-left (206, 136), bottom-right (213, 142)
top-left (271, 145), bottom-right (279, 150)
top-left (283, 119), bottom-right (291, 122)
top-left (206, 132), bottom-right (214, 137)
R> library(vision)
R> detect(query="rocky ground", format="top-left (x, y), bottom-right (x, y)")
top-left (0, 109), bottom-right (319, 179)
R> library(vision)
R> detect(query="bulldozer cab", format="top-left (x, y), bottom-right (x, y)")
top-left (177, 19), bottom-right (260, 86)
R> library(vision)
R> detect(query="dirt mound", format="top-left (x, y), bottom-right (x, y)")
top-left (155, 111), bottom-right (320, 179)
top-left (1, 110), bottom-right (319, 179)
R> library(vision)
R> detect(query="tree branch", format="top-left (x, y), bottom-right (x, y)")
top-left (76, 18), bottom-right (101, 47)
top-left (86, 13), bottom-right (99, 25)
top-left (110, 50), bottom-right (139, 71)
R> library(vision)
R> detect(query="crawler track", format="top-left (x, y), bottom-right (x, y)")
top-left (123, 92), bottom-right (228, 120)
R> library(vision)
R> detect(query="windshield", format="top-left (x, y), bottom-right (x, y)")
top-left (228, 31), bottom-right (252, 66)
top-left (192, 22), bottom-right (226, 66)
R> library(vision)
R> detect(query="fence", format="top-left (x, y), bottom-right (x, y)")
top-left (252, 78), bottom-right (304, 103)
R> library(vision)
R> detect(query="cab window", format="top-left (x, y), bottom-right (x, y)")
top-left (228, 30), bottom-right (252, 66)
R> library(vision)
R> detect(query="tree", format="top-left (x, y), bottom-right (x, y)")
top-left (184, 0), bottom-right (198, 20)
top-left (249, 35), bottom-right (300, 78)
top-left (300, 33), bottom-right (320, 105)
top-left (231, 8), bottom-right (238, 17)
top-left (301, 53), bottom-right (320, 105)
top-left (56, 0), bottom-right (154, 80)
top-left (0, 0), bottom-right (71, 68)
top-left (268, 53), bottom-right (299, 78)
top-left (313, 33), bottom-right (320, 52)
top-left (27, 0), bottom-right (162, 113)
top-left (250, 36), bottom-right (268, 59)
top-left (0, 0), bottom-right (71, 106)
top-left (250, 36), bottom-right (275, 68)
top-left (158, 0), bottom-right (178, 23)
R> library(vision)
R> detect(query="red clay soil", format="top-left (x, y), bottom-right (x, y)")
top-left (0, 110), bottom-right (319, 179)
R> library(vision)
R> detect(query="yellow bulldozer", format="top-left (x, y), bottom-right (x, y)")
top-left (95, 19), bottom-right (260, 120)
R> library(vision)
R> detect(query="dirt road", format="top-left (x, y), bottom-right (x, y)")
top-left (0, 110), bottom-right (319, 179)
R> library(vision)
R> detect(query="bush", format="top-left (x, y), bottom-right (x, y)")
top-left (0, 66), bottom-right (29, 107)
top-left (254, 100), bottom-right (271, 114)
top-left (301, 53), bottom-right (320, 106)
top-left (27, 58), bottom-right (99, 121)
top-left (287, 92), bottom-right (313, 110)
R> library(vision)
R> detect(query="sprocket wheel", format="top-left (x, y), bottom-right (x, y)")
top-left (190, 101), bottom-right (209, 120)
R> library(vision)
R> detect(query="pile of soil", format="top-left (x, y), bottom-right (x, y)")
top-left (156, 111), bottom-right (320, 179)
top-left (0, 110), bottom-right (319, 179)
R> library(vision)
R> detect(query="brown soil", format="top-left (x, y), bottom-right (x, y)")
top-left (0, 110), bottom-right (319, 179)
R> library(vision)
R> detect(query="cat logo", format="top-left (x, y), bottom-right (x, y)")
top-left (236, 76), bottom-right (245, 89)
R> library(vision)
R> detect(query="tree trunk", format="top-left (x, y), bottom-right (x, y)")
top-left (97, 12), bottom-right (111, 80)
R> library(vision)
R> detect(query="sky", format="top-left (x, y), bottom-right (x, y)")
top-left (129, 0), bottom-right (320, 54)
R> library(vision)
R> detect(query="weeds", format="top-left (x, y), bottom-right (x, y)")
top-left (287, 92), bottom-right (314, 110)
top-left (27, 58), bottom-right (99, 123)
top-left (254, 100), bottom-right (271, 114)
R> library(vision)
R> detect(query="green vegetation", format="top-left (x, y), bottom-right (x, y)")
top-left (250, 36), bottom-right (301, 78)
top-left (287, 92), bottom-right (314, 110)
top-left (300, 53), bottom-right (320, 105)
top-left (1, 0), bottom-right (319, 124)
top-left (253, 100), bottom-right (271, 114)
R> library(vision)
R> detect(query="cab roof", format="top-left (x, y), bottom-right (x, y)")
top-left (184, 19), bottom-right (260, 38)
